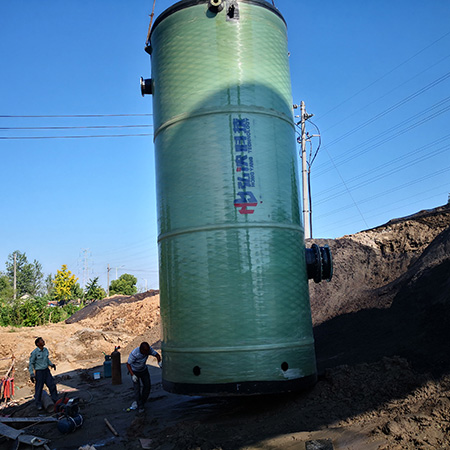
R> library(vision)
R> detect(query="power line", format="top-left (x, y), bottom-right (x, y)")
top-left (323, 71), bottom-right (450, 149)
top-left (0, 124), bottom-right (152, 130)
top-left (317, 30), bottom-right (450, 120)
top-left (0, 113), bottom-right (152, 118)
top-left (315, 96), bottom-right (450, 176)
top-left (317, 188), bottom-right (448, 234)
top-left (315, 135), bottom-right (450, 199)
top-left (322, 146), bottom-right (369, 228)
top-left (316, 166), bottom-right (450, 219)
top-left (315, 144), bottom-right (450, 206)
top-left (0, 133), bottom-right (153, 140)
top-left (91, 238), bottom-right (155, 258)
top-left (322, 52), bottom-right (450, 134)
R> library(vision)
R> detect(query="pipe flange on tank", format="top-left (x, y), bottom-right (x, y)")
top-left (208, 0), bottom-right (225, 12)
top-left (305, 244), bottom-right (333, 283)
top-left (140, 77), bottom-right (152, 96)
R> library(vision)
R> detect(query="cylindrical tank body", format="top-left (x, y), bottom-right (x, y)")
top-left (111, 348), bottom-right (122, 385)
top-left (149, 0), bottom-right (316, 394)
top-left (103, 355), bottom-right (112, 378)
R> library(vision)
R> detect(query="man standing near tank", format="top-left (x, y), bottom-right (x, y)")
top-left (126, 342), bottom-right (161, 413)
top-left (29, 337), bottom-right (58, 410)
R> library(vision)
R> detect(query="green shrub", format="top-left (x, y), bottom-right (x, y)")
top-left (0, 297), bottom-right (82, 327)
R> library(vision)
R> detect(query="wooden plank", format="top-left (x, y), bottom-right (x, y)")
top-left (104, 418), bottom-right (119, 436)
top-left (0, 423), bottom-right (49, 447)
top-left (18, 434), bottom-right (50, 446)
top-left (0, 417), bottom-right (58, 423)
top-left (0, 422), bottom-right (23, 439)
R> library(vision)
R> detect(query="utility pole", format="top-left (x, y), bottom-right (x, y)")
top-left (301, 101), bottom-right (312, 239)
top-left (80, 248), bottom-right (90, 288)
top-left (107, 264), bottom-right (111, 296)
top-left (13, 253), bottom-right (17, 300)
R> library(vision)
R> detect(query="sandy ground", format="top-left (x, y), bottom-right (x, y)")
top-left (0, 292), bottom-right (449, 450)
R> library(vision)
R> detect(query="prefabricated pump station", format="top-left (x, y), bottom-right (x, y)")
top-left (141, 0), bottom-right (332, 395)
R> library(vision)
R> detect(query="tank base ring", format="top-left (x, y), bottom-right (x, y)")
top-left (163, 373), bottom-right (317, 396)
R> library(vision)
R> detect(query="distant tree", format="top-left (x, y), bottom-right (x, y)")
top-left (5, 251), bottom-right (44, 297)
top-left (44, 274), bottom-right (56, 298)
top-left (0, 274), bottom-right (13, 300)
top-left (109, 273), bottom-right (137, 296)
top-left (53, 265), bottom-right (78, 303)
top-left (85, 277), bottom-right (106, 302)
top-left (72, 282), bottom-right (84, 300)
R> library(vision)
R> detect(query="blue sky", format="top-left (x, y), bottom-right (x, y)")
top-left (1, 0), bottom-right (449, 291)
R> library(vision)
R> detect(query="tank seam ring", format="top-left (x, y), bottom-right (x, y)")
top-left (161, 339), bottom-right (315, 353)
top-left (153, 106), bottom-right (295, 140)
top-left (158, 222), bottom-right (304, 243)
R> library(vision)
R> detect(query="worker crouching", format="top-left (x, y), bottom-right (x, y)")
top-left (126, 342), bottom-right (161, 413)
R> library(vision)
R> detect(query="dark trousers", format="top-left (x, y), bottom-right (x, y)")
top-left (133, 368), bottom-right (151, 408)
top-left (35, 368), bottom-right (58, 407)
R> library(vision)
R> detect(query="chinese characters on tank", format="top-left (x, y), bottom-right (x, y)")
top-left (233, 118), bottom-right (258, 214)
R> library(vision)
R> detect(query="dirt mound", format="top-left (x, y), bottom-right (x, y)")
top-left (66, 291), bottom-right (162, 360)
top-left (66, 289), bottom-right (159, 324)
top-left (309, 203), bottom-right (450, 325)
top-left (313, 206), bottom-right (450, 376)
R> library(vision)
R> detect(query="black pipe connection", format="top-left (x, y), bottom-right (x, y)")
top-left (305, 244), bottom-right (333, 283)
top-left (140, 77), bottom-right (152, 96)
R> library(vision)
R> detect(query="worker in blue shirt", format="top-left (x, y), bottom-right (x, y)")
top-left (127, 342), bottom-right (161, 413)
top-left (29, 337), bottom-right (58, 410)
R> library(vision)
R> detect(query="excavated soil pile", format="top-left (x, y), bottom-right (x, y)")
top-left (309, 203), bottom-right (450, 325)
top-left (65, 290), bottom-right (161, 343)
top-left (310, 204), bottom-right (450, 379)
top-left (66, 290), bottom-right (159, 325)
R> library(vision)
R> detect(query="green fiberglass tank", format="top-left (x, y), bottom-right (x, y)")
top-left (142, 0), bottom-right (332, 395)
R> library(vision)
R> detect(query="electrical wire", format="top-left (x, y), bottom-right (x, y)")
top-left (0, 125), bottom-right (152, 130)
top-left (321, 147), bottom-right (370, 228)
top-left (314, 143), bottom-right (450, 206)
top-left (308, 43), bottom-right (450, 221)
top-left (317, 30), bottom-right (450, 120)
top-left (316, 166), bottom-right (450, 219)
top-left (315, 134), bottom-right (450, 198)
top-left (0, 114), bottom-right (152, 118)
top-left (294, 119), bottom-right (321, 167)
top-left (0, 133), bottom-right (153, 140)
top-left (324, 71), bottom-right (450, 151)
top-left (307, 119), bottom-right (321, 166)
top-left (323, 71), bottom-right (450, 150)
top-left (322, 52), bottom-right (450, 134)
top-left (315, 97), bottom-right (450, 176)
top-left (317, 187), bottom-right (448, 233)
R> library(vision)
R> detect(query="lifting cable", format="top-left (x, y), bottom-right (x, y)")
top-left (145, 0), bottom-right (157, 47)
